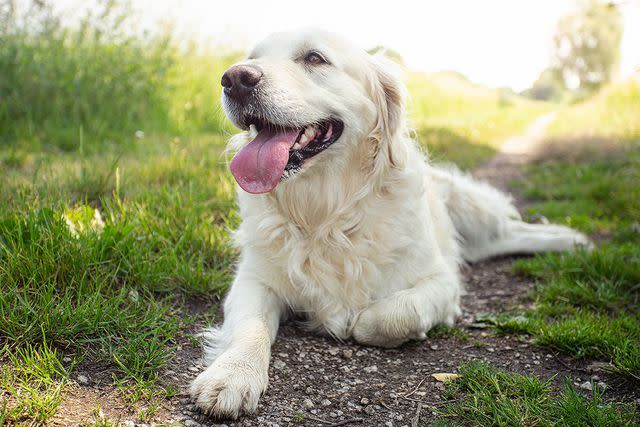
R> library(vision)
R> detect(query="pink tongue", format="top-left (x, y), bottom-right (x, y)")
top-left (230, 128), bottom-right (299, 194)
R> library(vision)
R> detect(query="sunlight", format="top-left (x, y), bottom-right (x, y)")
top-left (52, 0), bottom-right (640, 91)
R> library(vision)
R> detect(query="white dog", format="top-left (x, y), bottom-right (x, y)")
top-left (190, 29), bottom-right (590, 419)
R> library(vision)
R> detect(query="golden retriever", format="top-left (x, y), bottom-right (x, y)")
top-left (190, 28), bottom-right (590, 419)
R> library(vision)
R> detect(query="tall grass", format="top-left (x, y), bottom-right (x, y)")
top-left (407, 71), bottom-right (551, 168)
top-left (546, 78), bottom-right (640, 141)
top-left (0, 0), bottom-right (236, 151)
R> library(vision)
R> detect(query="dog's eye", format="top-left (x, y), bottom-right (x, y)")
top-left (304, 51), bottom-right (327, 65)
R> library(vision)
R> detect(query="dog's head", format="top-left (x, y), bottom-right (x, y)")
top-left (222, 29), bottom-right (405, 194)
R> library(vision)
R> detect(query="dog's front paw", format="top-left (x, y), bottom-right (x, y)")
top-left (190, 350), bottom-right (268, 419)
top-left (352, 297), bottom-right (430, 348)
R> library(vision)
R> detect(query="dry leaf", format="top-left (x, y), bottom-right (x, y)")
top-left (431, 373), bottom-right (462, 382)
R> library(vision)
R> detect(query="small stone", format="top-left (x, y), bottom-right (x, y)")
top-left (587, 361), bottom-right (610, 372)
top-left (329, 347), bottom-right (340, 356)
top-left (321, 399), bottom-right (331, 407)
top-left (124, 421), bottom-right (135, 427)
top-left (430, 344), bottom-right (438, 350)
top-left (184, 420), bottom-right (201, 427)
top-left (77, 374), bottom-right (89, 385)
top-left (385, 422), bottom-right (393, 427)
top-left (580, 381), bottom-right (593, 391)
top-left (303, 398), bottom-right (314, 409)
top-left (188, 366), bottom-right (199, 372)
top-left (364, 405), bottom-right (375, 415)
top-left (360, 397), bottom-right (370, 405)
top-left (306, 386), bottom-right (313, 393)
top-left (274, 360), bottom-right (286, 370)
top-left (62, 356), bottom-right (72, 363)
top-left (597, 381), bottom-right (608, 390)
top-left (342, 349), bottom-right (353, 359)
top-left (364, 365), bottom-right (378, 373)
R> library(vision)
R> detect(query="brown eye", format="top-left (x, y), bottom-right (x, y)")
top-left (304, 51), bottom-right (327, 65)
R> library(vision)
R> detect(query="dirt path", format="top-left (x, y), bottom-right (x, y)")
top-left (473, 112), bottom-right (555, 197)
top-left (53, 115), bottom-right (634, 426)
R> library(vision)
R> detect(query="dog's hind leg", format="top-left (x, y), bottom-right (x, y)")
top-left (428, 166), bottom-right (591, 263)
top-left (463, 219), bottom-right (592, 262)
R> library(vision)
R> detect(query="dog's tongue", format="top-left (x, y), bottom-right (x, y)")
top-left (230, 128), bottom-right (298, 194)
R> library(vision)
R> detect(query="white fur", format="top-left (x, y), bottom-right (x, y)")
top-left (190, 29), bottom-right (591, 419)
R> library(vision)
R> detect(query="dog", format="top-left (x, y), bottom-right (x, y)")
top-left (190, 28), bottom-right (590, 419)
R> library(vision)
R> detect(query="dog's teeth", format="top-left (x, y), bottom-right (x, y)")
top-left (249, 124), bottom-right (258, 139)
top-left (304, 126), bottom-right (316, 140)
top-left (299, 133), bottom-right (309, 145)
top-left (292, 142), bottom-right (301, 150)
top-left (324, 123), bottom-right (333, 141)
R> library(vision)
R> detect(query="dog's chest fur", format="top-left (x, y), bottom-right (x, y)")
top-left (234, 173), bottom-right (439, 338)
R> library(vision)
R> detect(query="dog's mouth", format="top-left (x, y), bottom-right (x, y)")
top-left (230, 118), bottom-right (344, 194)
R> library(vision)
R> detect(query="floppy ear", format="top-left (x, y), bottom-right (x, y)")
top-left (368, 54), bottom-right (406, 167)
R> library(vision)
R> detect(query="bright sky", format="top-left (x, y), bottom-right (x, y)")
top-left (54, 0), bottom-right (640, 91)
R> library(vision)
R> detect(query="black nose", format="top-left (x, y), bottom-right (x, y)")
top-left (221, 65), bottom-right (263, 102)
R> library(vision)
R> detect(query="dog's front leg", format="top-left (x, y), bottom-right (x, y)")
top-left (190, 268), bottom-right (283, 419)
top-left (352, 263), bottom-right (461, 348)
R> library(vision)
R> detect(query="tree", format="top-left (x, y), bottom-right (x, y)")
top-left (552, 0), bottom-right (623, 91)
top-left (522, 67), bottom-right (566, 101)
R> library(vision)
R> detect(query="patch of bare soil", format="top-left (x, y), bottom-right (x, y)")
top-left (53, 117), bottom-right (639, 426)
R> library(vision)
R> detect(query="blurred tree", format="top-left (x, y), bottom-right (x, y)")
top-left (552, 0), bottom-right (623, 92)
top-left (522, 67), bottom-right (566, 101)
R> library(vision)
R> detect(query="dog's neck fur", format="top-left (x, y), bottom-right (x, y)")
top-left (268, 129), bottom-right (411, 230)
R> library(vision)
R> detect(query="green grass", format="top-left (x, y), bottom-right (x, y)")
top-left (0, 1), bottom-right (236, 151)
top-left (0, 133), bottom-right (238, 422)
top-left (546, 79), bottom-right (640, 141)
top-left (0, 342), bottom-right (69, 424)
top-left (436, 362), bottom-right (639, 426)
top-left (496, 79), bottom-right (640, 382)
top-left (407, 71), bottom-right (551, 168)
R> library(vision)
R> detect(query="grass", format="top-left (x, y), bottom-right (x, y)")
top-left (0, 1), bottom-right (236, 151)
top-left (0, 133), bottom-right (238, 422)
top-left (546, 79), bottom-right (640, 141)
top-left (0, 342), bottom-right (69, 424)
top-left (490, 78), bottom-right (640, 382)
top-left (435, 361), bottom-right (639, 426)
top-left (407, 71), bottom-right (551, 168)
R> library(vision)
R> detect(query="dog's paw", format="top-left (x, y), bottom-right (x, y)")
top-left (190, 351), bottom-right (268, 419)
top-left (352, 297), bottom-right (430, 348)
top-left (543, 224), bottom-right (594, 251)
top-left (572, 231), bottom-right (595, 251)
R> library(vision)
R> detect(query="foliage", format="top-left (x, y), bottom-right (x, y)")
top-left (436, 362), bottom-right (639, 426)
top-left (504, 79), bottom-right (640, 381)
top-left (552, 0), bottom-right (623, 91)
top-left (0, 0), bottom-right (236, 151)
